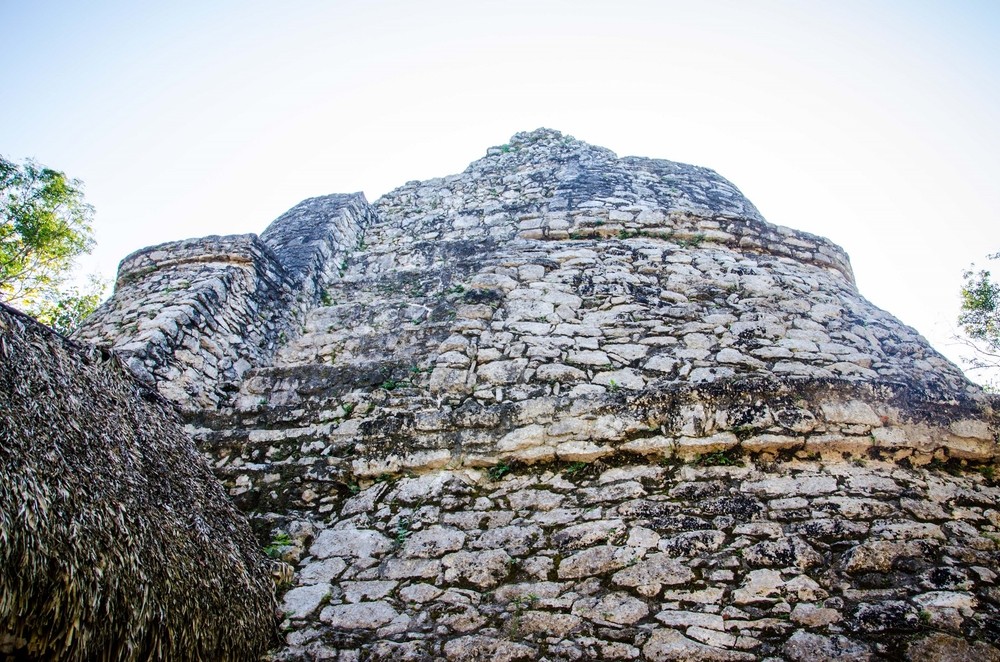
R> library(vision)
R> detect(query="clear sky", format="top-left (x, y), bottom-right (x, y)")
top-left (3, 0), bottom-right (999, 384)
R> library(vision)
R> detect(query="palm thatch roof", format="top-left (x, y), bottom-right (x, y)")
top-left (0, 303), bottom-right (276, 660)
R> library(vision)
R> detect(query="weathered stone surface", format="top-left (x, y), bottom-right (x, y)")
top-left (842, 540), bottom-right (930, 573)
top-left (319, 601), bottom-right (398, 629)
top-left (443, 636), bottom-right (535, 661)
top-left (310, 528), bottom-right (393, 559)
top-left (732, 569), bottom-right (785, 604)
top-left (790, 602), bottom-right (842, 627)
top-left (557, 545), bottom-right (638, 579)
top-left (341, 580), bottom-right (397, 603)
top-left (783, 631), bottom-right (872, 661)
top-left (906, 633), bottom-right (1000, 662)
top-left (443, 549), bottom-right (512, 588)
top-left (517, 610), bottom-right (582, 637)
top-left (553, 519), bottom-right (626, 550)
top-left (612, 553), bottom-right (694, 596)
top-left (297, 558), bottom-right (346, 584)
top-left (571, 591), bottom-right (649, 625)
top-left (852, 600), bottom-right (920, 632)
top-left (281, 583), bottom-right (331, 619)
top-left (69, 128), bottom-right (1000, 662)
top-left (742, 536), bottom-right (822, 569)
top-left (402, 526), bottom-right (466, 558)
top-left (643, 628), bottom-right (755, 661)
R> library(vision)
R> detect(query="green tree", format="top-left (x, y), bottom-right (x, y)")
top-left (0, 156), bottom-right (104, 333)
top-left (958, 252), bottom-right (1000, 385)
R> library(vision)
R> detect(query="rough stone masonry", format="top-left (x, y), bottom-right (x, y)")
top-left (77, 129), bottom-right (1000, 661)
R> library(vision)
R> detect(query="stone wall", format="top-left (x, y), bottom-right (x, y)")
top-left (76, 194), bottom-right (373, 411)
top-left (268, 459), bottom-right (1000, 662)
top-left (75, 129), bottom-right (999, 661)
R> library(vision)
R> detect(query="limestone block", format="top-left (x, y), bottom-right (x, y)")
top-left (741, 536), bottom-right (822, 570)
top-left (497, 425), bottom-right (546, 453)
top-left (398, 583), bottom-right (443, 603)
top-left (673, 433), bottom-right (739, 460)
top-left (593, 368), bottom-right (646, 390)
top-left (871, 521), bottom-right (945, 541)
top-left (689, 367), bottom-right (736, 382)
top-left (744, 475), bottom-right (838, 497)
top-left (580, 480), bottom-right (646, 504)
top-left (790, 603), bottom-right (842, 627)
top-left (555, 440), bottom-right (611, 462)
top-left (803, 433), bottom-right (874, 456)
top-left (472, 525), bottom-right (543, 556)
top-left (612, 553), bottom-right (694, 596)
top-left (852, 600), bottom-right (920, 632)
top-left (534, 363), bottom-right (586, 382)
top-left (428, 366), bottom-right (473, 395)
top-left (732, 569), bottom-right (785, 604)
top-left (643, 628), bottom-right (755, 661)
top-left (552, 519), bottom-right (626, 550)
top-left (716, 348), bottom-right (764, 368)
top-left (784, 575), bottom-right (829, 602)
top-left (402, 526), bottom-right (467, 558)
top-left (620, 435), bottom-right (674, 456)
top-left (842, 540), bottom-right (930, 573)
top-left (943, 434), bottom-right (998, 461)
top-left (686, 627), bottom-right (738, 650)
top-left (506, 489), bottom-right (563, 511)
top-left (319, 601), bottom-right (399, 629)
top-left (906, 633), bottom-right (1000, 662)
top-left (281, 583), bottom-right (331, 619)
top-left (298, 558), bottom-right (347, 584)
top-left (567, 350), bottom-right (611, 366)
top-left (915, 590), bottom-right (977, 614)
top-left (949, 419), bottom-right (992, 440)
top-left (382, 558), bottom-right (442, 580)
top-left (477, 359), bottom-right (528, 385)
top-left (492, 581), bottom-right (566, 603)
top-left (659, 530), bottom-right (727, 557)
top-left (820, 400), bottom-right (883, 426)
top-left (517, 610), bottom-right (582, 636)
top-left (443, 636), bottom-right (535, 662)
top-left (310, 528), bottom-right (393, 560)
top-left (740, 434), bottom-right (803, 453)
top-left (341, 580), bottom-right (397, 603)
top-left (442, 549), bottom-right (512, 588)
top-left (571, 591), bottom-right (649, 625)
top-left (557, 545), bottom-right (639, 579)
top-left (469, 273), bottom-right (518, 293)
top-left (655, 610), bottom-right (725, 630)
top-left (782, 631), bottom-right (872, 662)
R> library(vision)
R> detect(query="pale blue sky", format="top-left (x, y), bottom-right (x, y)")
top-left (3, 0), bottom-right (999, 382)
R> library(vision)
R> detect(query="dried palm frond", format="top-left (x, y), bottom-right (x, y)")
top-left (0, 303), bottom-right (277, 661)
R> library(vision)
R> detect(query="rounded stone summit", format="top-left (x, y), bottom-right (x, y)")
top-left (75, 129), bottom-right (998, 660)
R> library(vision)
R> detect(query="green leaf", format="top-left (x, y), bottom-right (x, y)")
top-left (0, 156), bottom-right (96, 312)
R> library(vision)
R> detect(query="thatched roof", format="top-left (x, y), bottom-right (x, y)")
top-left (0, 303), bottom-right (276, 660)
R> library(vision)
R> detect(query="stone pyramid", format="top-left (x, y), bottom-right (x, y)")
top-left (77, 129), bottom-right (999, 660)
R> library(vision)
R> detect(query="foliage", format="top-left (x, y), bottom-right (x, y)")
top-left (379, 377), bottom-right (410, 391)
top-left (696, 449), bottom-right (744, 467)
top-left (25, 274), bottom-right (106, 335)
top-left (263, 533), bottom-right (293, 559)
top-left (958, 253), bottom-right (1000, 386)
top-left (0, 156), bottom-right (102, 332)
top-left (395, 516), bottom-right (411, 546)
top-left (488, 460), bottom-right (513, 481)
